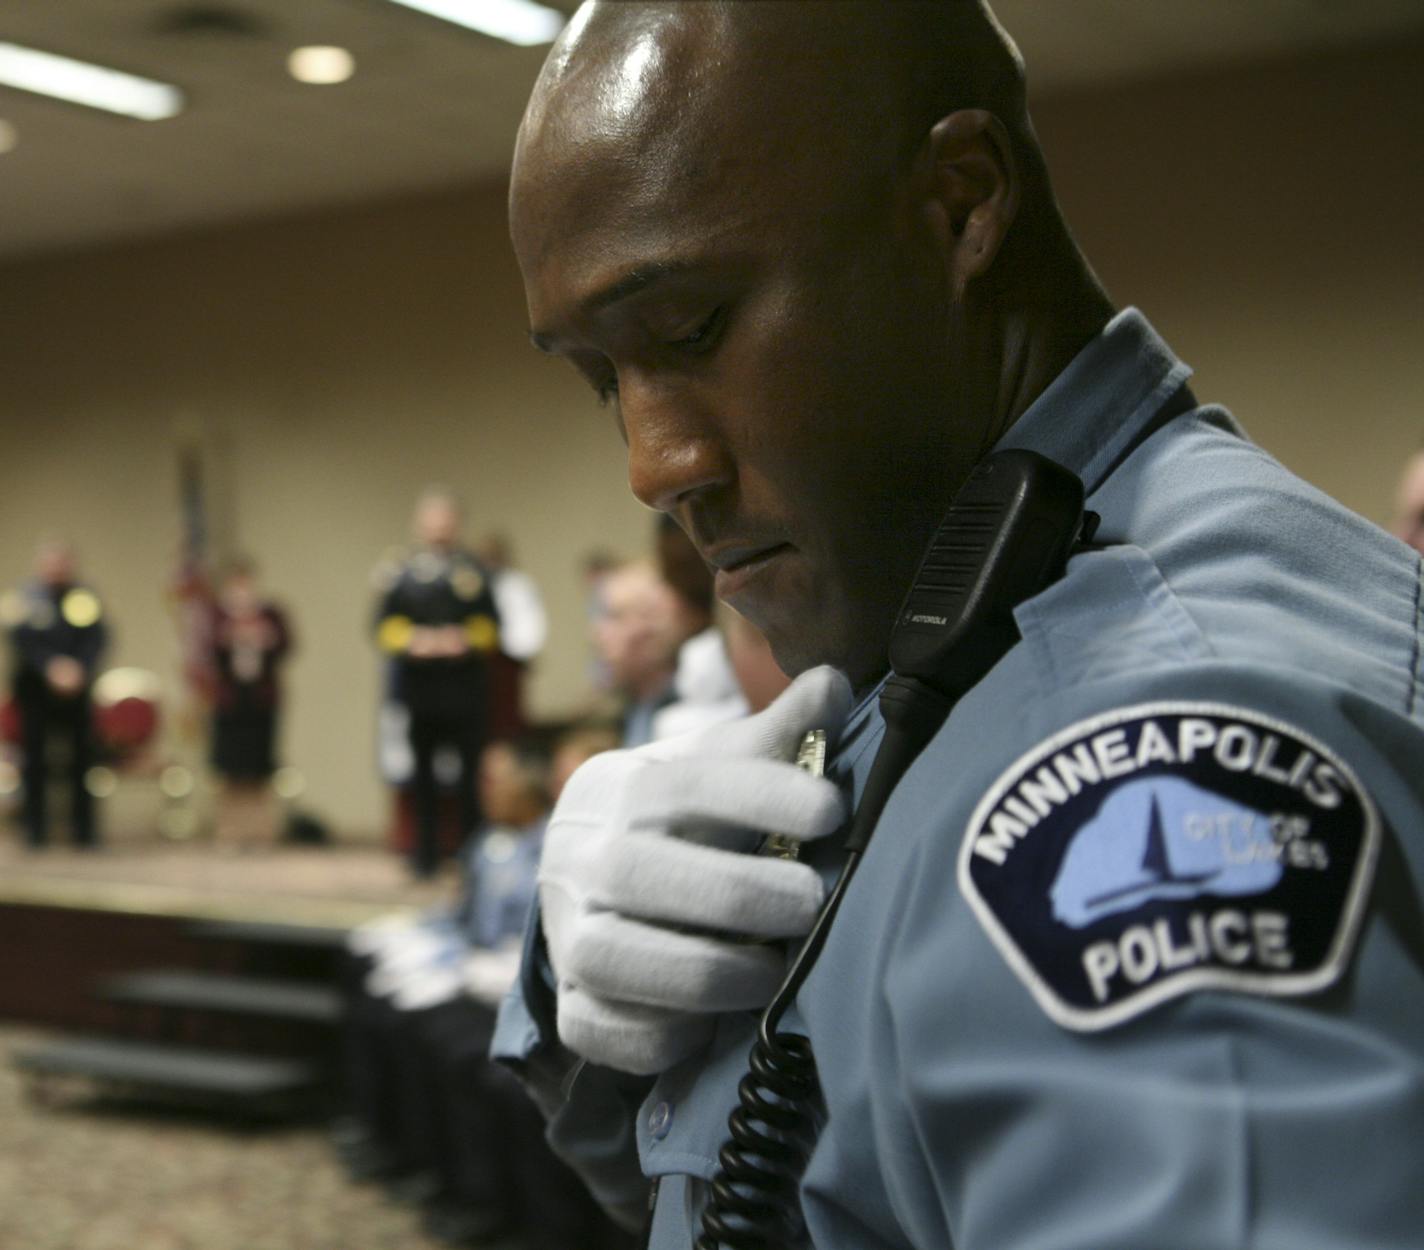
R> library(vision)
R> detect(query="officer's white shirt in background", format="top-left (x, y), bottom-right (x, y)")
top-left (490, 567), bottom-right (548, 662)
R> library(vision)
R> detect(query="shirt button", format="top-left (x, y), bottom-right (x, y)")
top-left (648, 1100), bottom-right (673, 1140)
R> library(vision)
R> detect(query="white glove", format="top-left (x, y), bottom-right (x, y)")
top-left (364, 926), bottom-right (459, 997)
top-left (347, 910), bottom-right (422, 957)
top-left (391, 960), bottom-right (468, 1012)
top-left (539, 665), bottom-right (852, 1076)
top-left (463, 944), bottom-right (523, 1006)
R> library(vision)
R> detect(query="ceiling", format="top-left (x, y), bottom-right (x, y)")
top-left (2, 0), bottom-right (1422, 263)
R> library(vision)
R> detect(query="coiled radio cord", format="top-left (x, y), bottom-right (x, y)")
top-left (696, 676), bottom-right (951, 1250)
top-left (695, 846), bottom-right (863, 1250)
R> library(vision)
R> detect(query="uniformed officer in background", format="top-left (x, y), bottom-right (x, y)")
top-left (375, 490), bottom-right (500, 878)
top-left (494, 3), bottom-right (1424, 1248)
top-left (3, 538), bottom-right (108, 848)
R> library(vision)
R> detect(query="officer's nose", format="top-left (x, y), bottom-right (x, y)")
top-left (622, 377), bottom-right (734, 514)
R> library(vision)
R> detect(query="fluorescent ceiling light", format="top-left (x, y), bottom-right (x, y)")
top-left (288, 45), bottom-right (357, 85)
top-left (0, 42), bottom-right (183, 121)
top-left (386, 0), bottom-right (566, 47)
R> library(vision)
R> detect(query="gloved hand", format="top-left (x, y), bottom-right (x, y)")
top-left (539, 665), bottom-right (852, 1076)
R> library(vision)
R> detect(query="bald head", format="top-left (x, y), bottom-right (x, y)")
top-left (515, 2), bottom-right (1036, 270)
top-left (522, 3), bottom-right (1028, 154)
top-left (510, 1), bottom-right (1110, 685)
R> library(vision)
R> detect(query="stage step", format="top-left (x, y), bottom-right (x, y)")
top-left (99, 969), bottom-right (344, 1025)
top-left (13, 1035), bottom-right (321, 1102)
top-left (186, 918), bottom-right (352, 952)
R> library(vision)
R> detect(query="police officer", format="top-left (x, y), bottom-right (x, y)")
top-left (375, 490), bottom-right (500, 878)
top-left (3, 539), bottom-right (108, 848)
top-left (493, 4), bottom-right (1424, 1248)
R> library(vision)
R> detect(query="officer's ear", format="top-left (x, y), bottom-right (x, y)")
top-left (918, 110), bottom-right (1020, 301)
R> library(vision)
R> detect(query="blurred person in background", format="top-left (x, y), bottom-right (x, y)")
top-left (591, 559), bottom-right (683, 747)
top-left (580, 546), bottom-right (621, 690)
top-left (651, 515), bottom-right (746, 739)
top-left (550, 722), bottom-right (620, 791)
top-left (1393, 444), bottom-right (1424, 556)
top-left (721, 604), bottom-right (791, 715)
top-left (474, 531), bottom-right (548, 739)
top-left (2, 538), bottom-right (108, 848)
top-left (209, 558), bottom-right (291, 847)
top-left (374, 489), bottom-right (501, 877)
top-left (341, 732), bottom-right (631, 1249)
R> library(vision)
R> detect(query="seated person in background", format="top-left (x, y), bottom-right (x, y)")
top-left (721, 604), bottom-right (791, 715)
top-left (374, 489), bottom-right (501, 878)
top-left (341, 732), bottom-right (631, 1249)
top-left (590, 559), bottom-right (682, 747)
top-left (208, 558), bottom-right (291, 848)
top-left (2, 538), bottom-right (108, 848)
top-left (651, 515), bottom-right (747, 740)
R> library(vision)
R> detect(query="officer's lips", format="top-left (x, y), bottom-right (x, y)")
top-left (705, 541), bottom-right (793, 598)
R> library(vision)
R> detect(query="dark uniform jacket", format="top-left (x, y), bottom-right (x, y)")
top-left (6, 580), bottom-right (108, 703)
top-left (374, 548), bottom-right (501, 719)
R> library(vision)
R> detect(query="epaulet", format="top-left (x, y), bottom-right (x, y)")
top-left (61, 587), bottom-right (103, 628)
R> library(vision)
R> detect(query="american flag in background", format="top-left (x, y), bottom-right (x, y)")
top-left (172, 442), bottom-right (218, 712)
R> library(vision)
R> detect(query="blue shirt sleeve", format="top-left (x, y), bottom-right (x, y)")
top-left (862, 665), bottom-right (1424, 1250)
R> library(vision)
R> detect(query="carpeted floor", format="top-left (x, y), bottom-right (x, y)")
top-left (0, 1024), bottom-right (462, 1250)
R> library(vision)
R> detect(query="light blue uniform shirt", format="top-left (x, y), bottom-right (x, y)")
top-left (497, 309), bottom-right (1424, 1248)
top-left (458, 818), bottom-right (546, 951)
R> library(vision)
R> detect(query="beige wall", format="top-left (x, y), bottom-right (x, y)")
top-left (2, 37), bottom-right (1420, 836)
top-left (1034, 38), bottom-right (1424, 511)
top-left (0, 189), bottom-right (652, 836)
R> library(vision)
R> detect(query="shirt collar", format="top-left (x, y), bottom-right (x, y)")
top-left (993, 307), bottom-right (1194, 496)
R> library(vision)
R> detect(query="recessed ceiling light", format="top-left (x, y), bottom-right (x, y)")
top-left (0, 119), bottom-right (16, 153)
top-left (0, 41), bottom-right (184, 120)
top-left (287, 45), bottom-right (356, 85)
top-left (385, 0), bottom-right (565, 48)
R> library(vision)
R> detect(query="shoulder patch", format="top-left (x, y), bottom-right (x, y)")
top-left (958, 702), bottom-right (1378, 1031)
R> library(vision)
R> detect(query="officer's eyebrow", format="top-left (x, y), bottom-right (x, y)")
top-left (529, 260), bottom-right (698, 352)
top-left (584, 261), bottom-right (694, 312)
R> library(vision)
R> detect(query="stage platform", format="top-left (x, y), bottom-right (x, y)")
top-left (0, 838), bottom-right (450, 1033)
top-left (0, 839), bottom-right (448, 928)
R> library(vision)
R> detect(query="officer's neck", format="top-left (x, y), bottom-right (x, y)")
top-left (979, 236), bottom-right (1116, 450)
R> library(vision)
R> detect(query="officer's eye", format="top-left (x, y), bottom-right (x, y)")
top-left (666, 306), bottom-right (724, 351)
top-left (594, 372), bottom-right (620, 407)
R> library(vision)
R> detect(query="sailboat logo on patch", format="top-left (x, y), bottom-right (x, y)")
top-left (1051, 778), bottom-right (1282, 928)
